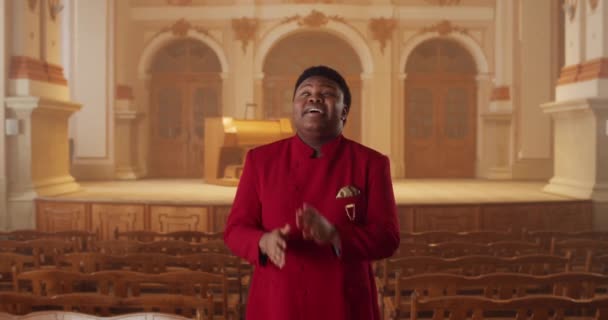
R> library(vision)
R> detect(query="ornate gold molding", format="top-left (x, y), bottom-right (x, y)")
top-left (48, 0), bottom-right (64, 21)
top-left (28, 0), bottom-right (37, 12)
top-left (420, 20), bottom-right (468, 36)
top-left (563, 0), bottom-right (579, 21)
top-left (588, 0), bottom-right (599, 12)
top-left (424, 0), bottom-right (461, 5)
top-left (156, 18), bottom-right (210, 38)
top-left (232, 17), bottom-right (258, 53)
top-left (490, 86), bottom-right (510, 101)
top-left (558, 58), bottom-right (608, 85)
top-left (116, 85), bottom-right (134, 100)
top-left (281, 10), bottom-right (346, 28)
top-left (369, 18), bottom-right (396, 54)
top-left (167, 0), bottom-right (193, 5)
top-left (294, 0), bottom-right (334, 3)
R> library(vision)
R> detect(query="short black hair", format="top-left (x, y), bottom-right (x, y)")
top-left (293, 65), bottom-right (351, 108)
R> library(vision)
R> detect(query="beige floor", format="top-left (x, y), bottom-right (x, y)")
top-left (50, 179), bottom-right (581, 205)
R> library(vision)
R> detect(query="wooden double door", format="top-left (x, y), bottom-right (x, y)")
top-left (150, 77), bottom-right (221, 178)
top-left (405, 77), bottom-right (477, 178)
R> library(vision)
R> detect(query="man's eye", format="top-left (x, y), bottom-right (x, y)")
top-left (323, 92), bottom-right (337, 97)
top-left (300, 92), bottom-right (310, 97)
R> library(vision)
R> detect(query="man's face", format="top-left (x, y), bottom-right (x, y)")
top-left (292, 75), bottom-right (348, 140)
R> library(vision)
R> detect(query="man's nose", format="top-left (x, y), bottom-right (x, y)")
top-left (308, 93), bottom-right (322, 103)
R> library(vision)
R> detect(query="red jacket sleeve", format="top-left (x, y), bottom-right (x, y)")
top-left (223, 150), bottom-right (267, 266)
top-left (334, 155), bottom-right (400, 261)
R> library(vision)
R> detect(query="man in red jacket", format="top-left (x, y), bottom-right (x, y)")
top-left (224, 65), bottom-right (400, 320)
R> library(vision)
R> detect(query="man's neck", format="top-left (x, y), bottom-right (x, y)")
top-left (297, 132), bottom-right (338, 157)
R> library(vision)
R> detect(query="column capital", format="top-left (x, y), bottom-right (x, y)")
top-left (542, 97), bottom-right (608, 115)
top-left (114, 109), bottom-right (143, 121)
top-left (5, 96), bottom-right (41, 114)
top-left (6, 96), bottom-right (81, 115)
top-left (360, 72), bottom-right (373, 80)
top-left (475, 73), bottom-right (493, 82)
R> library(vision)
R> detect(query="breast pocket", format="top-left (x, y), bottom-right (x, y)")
top-left (333, 195), bottom-right (367, 226)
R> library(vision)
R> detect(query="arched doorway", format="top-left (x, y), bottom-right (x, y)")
top-left (149, 38), bottom-right (222, 178)
top-left (404, 39), bottom-right (477, 178)
top-left (262, 32), bottom-right (363, 142)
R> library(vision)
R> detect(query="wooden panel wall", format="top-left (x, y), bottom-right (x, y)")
top-left (36, 202), bottom-right (88, 232)
top-left (91, 204), bottom-right (145, 240)
top-left (35, 199), bottom-right (594, 238)
top-left (150, 206), bottom-right (210, 233)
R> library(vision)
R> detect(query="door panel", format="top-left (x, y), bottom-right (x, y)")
top-left (188, 85), bottom-right (220, 177)
top-left (440, 86), bottom-right (476, 177)
top-left (405, 86), bottom-right (437, 178)
top-left (150, 80), bottom-right (221, 178)
top-left (405, 81), bottom-right (476, 178)
top-left (404, 38), bottom-right (477, 179)
top-left (151, 86), bottom-right (187, 177)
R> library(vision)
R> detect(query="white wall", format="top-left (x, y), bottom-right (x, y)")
top-left (586, 0), bottom-right (607, 60)
top-left (71, 0), bottom-right (111, 161)
top-left (517, 0), bottom-right (553, 160)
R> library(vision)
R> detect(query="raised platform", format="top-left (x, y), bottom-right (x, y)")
top-left (35, 179), bottom-right (593, 239)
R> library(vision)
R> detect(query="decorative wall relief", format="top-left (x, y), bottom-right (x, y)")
top-left (424, 0), bottom-right (461, 5)
top-left (155, 18), bottom-right (211, 38)
top-left (563, 0), bottom-right (579, 21)
top-left (369, 18), bottom-right (396, 54)
top-left (167, 0), bottom-right (193, 5)
top-left (232, 17), bottom-right (258, 53)
top-left (420, 20), bottom-right (468, 36)
top-left (171, 19), bottom-right (193, 36)
top-left (490, 86), bottom-right (510, 101)
top-left (294, 0), bottom-right (334, 3)
top-left (48, 0), bottom-right (64, 21)
top-left (116, 85), bottom-right (134, 100)
top-left (588, 0), bottom-right (599, 12)
top-left (28, 0), bottom-right (37, 12)
top-left (281, 10), bottom-right (346, 28)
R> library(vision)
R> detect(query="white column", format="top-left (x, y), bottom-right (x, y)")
top-left (491, 0), bottom-right (514, 110)
top-left (360, 73), bottom-right (374, 150)
top-left (232, 38), bottom-right (255, 119)
top-left (5, 97), bottom-right (81, 229)
top-left (0, 0), bottom-right (7, 230)
top-left (134, 77), bottom-right (150, 177)
top-left (253, 73), bottom-right (264, 119)
top-left (543, 0), bottom-right (608, 228)
top-left (367, 43), bottom-right (393, 160)
top-left (5, 0), bottom-right (81, 229)
top-left (391, 72), bottom-right (407, 178)
top-left (114, 109), bottom-right (143, 180)
top-left (479, 0), bottom-right (515, 179)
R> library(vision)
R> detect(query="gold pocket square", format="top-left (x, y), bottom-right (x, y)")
top-left (336, 185), bottom-right (361, 198)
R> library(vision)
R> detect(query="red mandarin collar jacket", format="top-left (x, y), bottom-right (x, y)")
top-left (224, 134), bottom-right (400, 320)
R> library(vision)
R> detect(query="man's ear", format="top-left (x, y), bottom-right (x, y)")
top-left (341, 106), bottom-right (349, 121)
top-left (344, 105), bottom-right (350, 115)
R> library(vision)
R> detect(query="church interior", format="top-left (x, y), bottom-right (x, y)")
top-left (1, 0), bottom-right (608, 319)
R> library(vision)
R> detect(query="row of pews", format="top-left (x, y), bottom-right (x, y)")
top-left (378, 230), bottom-right (608, 319)
top-left (0, 230), bottom-right (246, 320)
top-left (3, 229), bottom-right (608, 319)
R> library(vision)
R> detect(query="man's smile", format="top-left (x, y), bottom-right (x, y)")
top-left (303, 105), bottom-right (326, 116)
